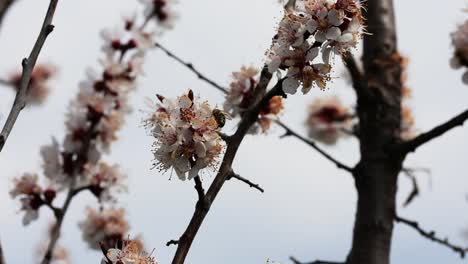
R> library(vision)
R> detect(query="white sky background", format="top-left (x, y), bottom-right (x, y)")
top-left (0, 0), bottom-right (467, 263)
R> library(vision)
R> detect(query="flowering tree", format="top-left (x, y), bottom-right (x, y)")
top-left (0, 0), bottom-right (467, 264)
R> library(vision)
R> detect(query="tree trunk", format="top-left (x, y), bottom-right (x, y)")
top-left (347, 0), bottom-right (404, 263)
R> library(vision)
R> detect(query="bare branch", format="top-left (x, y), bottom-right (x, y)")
top-left (290, 256), bottom-right (344, 264)
top-left (399, 109), bottom-right (468, 155)
top-left (227, 171), bottom-right (264, 193)
top-left (154, 42), bottom-right (228, 94)
top-left (0, 0), bottom-right (59, 152)
top-left (275, 120), bottom-right (354, 173)
top-left (395, 215), bottom-right (468, 258)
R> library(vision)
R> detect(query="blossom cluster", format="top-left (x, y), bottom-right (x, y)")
top-left (305, 96), bottom-right (352, 145)
top-left (145, 90), bottom-right (224, 180)
top-left (223, 66), bottom-right (284, 133)
top-left (102, 239), bottom-right (156, 264)
top-left (450, 19), bottom-right (468, 84)
top-left (268, 0), bottom-right (365, 94)
top-left (79, 207), bottom-right (130, 250)
top-left (7, 63), bottom-right (57, 105)
top-left (10, 0), bottom-right (177, 226)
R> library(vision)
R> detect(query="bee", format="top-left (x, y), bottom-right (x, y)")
top-left (212, 109), bottom-right (232, 128)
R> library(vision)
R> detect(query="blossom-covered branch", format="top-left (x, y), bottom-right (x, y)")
top-left (0, 0), bottom-right (58, 152)
top-left (395, 215), bottom-right (468, 258)
top-left (398, 109), bottom-right (468, 155)
top-left (276, 120), bottom-right (353, 172)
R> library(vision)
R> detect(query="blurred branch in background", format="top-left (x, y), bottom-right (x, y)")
top-left (0, 0), bottom-right (59, 152)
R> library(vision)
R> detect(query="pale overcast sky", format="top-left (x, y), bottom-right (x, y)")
top-left (0, 0), bottom-right (468, 263)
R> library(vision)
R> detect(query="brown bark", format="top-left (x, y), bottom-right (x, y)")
top-left (346, 0), bottom-right (403, 263)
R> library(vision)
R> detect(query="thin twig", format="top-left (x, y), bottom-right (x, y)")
top-left (395, 215), bottom-right (468, 258)
top-left (275, 120), bottom-right (354, 173)
top-left (154, 42), bottom-right (228, 94)
top-left (290, 256), bottom-right (344, 264)
top-left (227, 171), bottom-right (264, 193)
top-left (398, 109), bottom-right (468, 155)
top-left (0, 0), bottom-right (59, 152)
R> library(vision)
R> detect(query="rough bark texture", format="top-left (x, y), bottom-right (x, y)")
top-left (346, 0), bottom-right (403, 264)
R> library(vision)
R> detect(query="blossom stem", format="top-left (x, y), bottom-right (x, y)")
top-left (0, 0), bottom-right (59, 153)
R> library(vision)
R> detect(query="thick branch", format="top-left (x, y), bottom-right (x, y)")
top-left (276, 120), bottom-right (353, 173)
top-left (227, 171), bottom-right (264, 193)
top-left (290, 256), bottom-right (344, 264)
top-left (399, 109), bottom-right (468, 155)
top-left (395, 215), bottom-right (468, 258)
top-left (0, 0), bottom-right (58, 152)
top-left (154, 42), bottom-right (228, 94)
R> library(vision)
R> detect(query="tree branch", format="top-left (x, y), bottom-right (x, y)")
top-left (227, 171), bottom-right (264, 193)
top-left (290, 256), bottom-right (344, 264)
top-left (193, 176), bottom-right (205, 202)
top-left (395, 215), bottom-right (468, 258)
top-left (154, 42), bottom-right (228, 94)
top-left (0, 0), bottom-right (59, 152)
top-left (399, 109), bottom-right (468, 155)
top-left (275, 120), bottom-right (354, 173)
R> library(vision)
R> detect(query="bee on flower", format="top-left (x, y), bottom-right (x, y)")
top-left (223, 66), bottom-right (284, 133)
top-left (305, 96), bottom-right (353, 145)
top-left (145, 90), bottom-right (224, 180)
